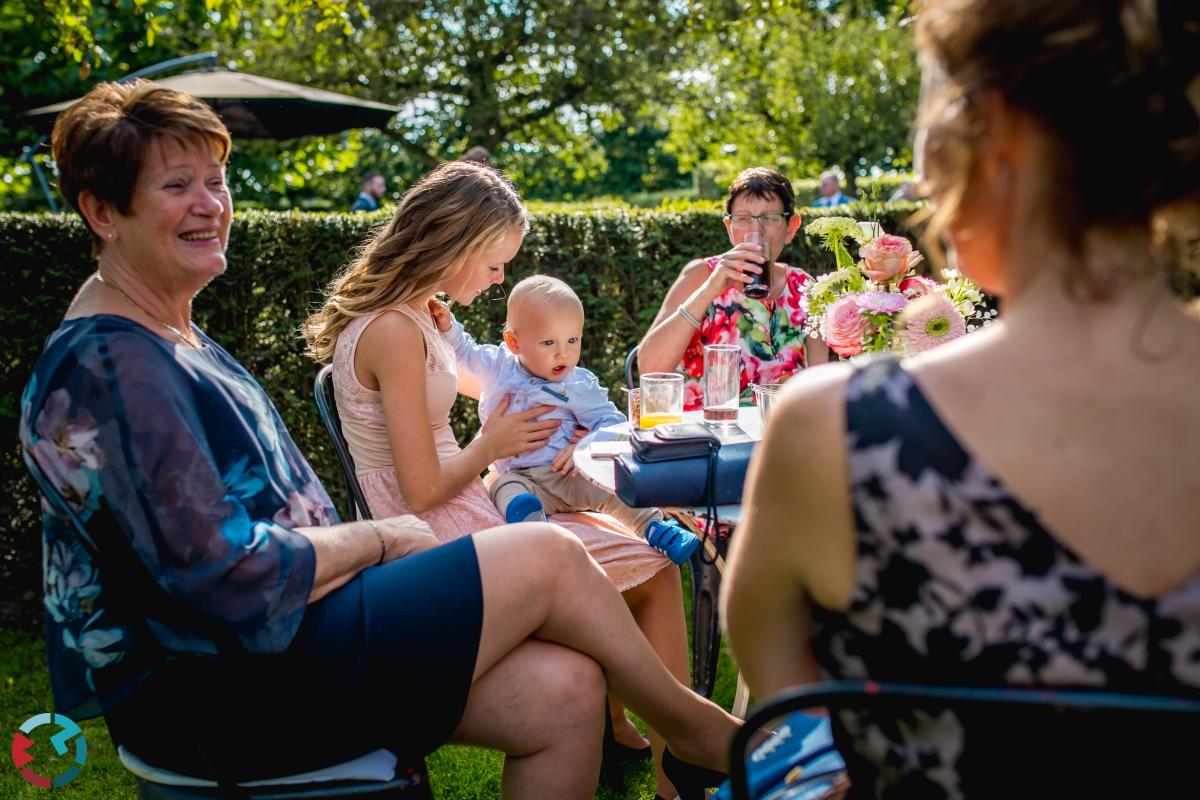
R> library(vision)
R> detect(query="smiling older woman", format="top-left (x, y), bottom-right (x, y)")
top-left (20, 80), bottom-right (737, 796)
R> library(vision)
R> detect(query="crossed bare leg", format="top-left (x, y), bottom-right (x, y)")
top-left (451, 523), bottom-right (738, 798)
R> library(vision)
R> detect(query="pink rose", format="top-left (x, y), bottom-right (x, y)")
top-left (822, 295), bottom-right (868, 357)
top-left (859, 234), bottom-right (923, 283)
top-left (898, 275), bottom-right (938, 300)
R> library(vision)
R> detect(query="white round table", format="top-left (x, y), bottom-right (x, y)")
top-left (573, 407), bottom-right (761, 714)
top-left (572, 407), bottom-right (765, 525)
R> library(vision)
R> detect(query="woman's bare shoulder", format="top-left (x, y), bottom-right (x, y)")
top-left (358, 308), bottom-right (424, 350)
top-left (355, 309), bottom-right (428, 388)
top-left (758, 362), bottom-right (857, 479)
top-left (678, 257), bottom-right (714, 282)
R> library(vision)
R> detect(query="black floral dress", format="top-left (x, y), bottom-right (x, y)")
top-left (809, 357), bottom-right (1200, 798)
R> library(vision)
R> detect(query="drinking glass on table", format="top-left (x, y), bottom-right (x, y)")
top-left (753, 383), bottom-right (784, 424)
top-left (625, 387), bottom-right (641, 429)
top-left (703, 344), bottom-right (741, 427)
top-left (639, 373), bottom-right (684, 428)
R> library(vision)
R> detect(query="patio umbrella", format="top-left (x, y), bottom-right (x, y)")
top-left (24, 68), bottom-right (400, 140)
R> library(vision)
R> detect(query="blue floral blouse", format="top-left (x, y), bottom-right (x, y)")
top-left (19, 316), bottom-right (333, 721)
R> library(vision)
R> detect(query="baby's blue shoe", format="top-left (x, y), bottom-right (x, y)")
top-left (506, 492), bottom-right (547, 524)
top-left (645, 519), bottom-right (700, 565)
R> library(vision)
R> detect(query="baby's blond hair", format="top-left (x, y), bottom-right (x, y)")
top-left (507, 275), bottom-right (584, 321)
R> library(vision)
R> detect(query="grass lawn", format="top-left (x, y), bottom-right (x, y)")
top-left (1, 569), bottom-right (739, 799)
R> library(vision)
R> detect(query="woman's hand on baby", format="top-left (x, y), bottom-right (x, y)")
top-left (550, 442), bottom-right (578, 476)
top-left (375, 515), bottom-right (439, 562)
top-left (427, 298), bottom-right (453, 332)
top-left (481, 395), bottom-right (560, 460)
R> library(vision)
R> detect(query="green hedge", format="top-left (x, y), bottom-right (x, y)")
top-left (3, 204), bottom-right (1193, 614)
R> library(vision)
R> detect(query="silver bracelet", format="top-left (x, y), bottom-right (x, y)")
top-left (366, 520), bottom-right (386, 565)
top-left (676, 304), bottom-right (703, 330)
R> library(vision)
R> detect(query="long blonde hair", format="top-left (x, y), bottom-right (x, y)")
top-left (304, 161), bottom-right (528, 362)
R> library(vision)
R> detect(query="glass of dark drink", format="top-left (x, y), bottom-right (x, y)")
top-left (744, 230), bottom-right (771, 300)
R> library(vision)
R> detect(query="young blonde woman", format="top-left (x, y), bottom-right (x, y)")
top-left (305, 161), bottom-right (697, 799)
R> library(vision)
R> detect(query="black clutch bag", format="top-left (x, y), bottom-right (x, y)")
top-left (630, 422), bottom-right (721, 462)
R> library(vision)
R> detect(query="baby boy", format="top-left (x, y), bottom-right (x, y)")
top-left (432, 275), bottom-right (699, 564)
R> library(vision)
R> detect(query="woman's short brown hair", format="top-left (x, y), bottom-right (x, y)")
top-left (51, 80), bottom-right (232, 233)
top-left (725, 168), bottom-right (796, 217)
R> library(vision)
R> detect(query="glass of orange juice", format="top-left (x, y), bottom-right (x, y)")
top-left (639, 373), bottom-right (684, 428)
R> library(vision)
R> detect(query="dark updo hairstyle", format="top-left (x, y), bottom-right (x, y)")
top-left (726, 168), bottom-right (796, 217)
top-left (50, 79), bottom-right (232, 253)
top-left (915, 0), bottom-right (1200, 294)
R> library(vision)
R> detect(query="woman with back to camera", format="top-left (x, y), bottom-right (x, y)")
top-left (725, 0), bottom-right (1200, 796)
top-left (20, 79), bottom-right (737, 799)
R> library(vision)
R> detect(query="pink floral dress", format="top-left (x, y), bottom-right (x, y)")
top-left (677, 257), bottom-right (815, 411)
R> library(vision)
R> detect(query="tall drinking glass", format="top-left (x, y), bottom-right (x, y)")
top-left (703, 344), bottom-right (741, 426)
top-left (744, 230), bottom-right (772, 300)
top-left (639, 373), bottom-right (684, 428)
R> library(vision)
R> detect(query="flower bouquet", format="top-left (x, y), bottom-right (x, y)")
top-left (803, 217), bottom-right (990, 358)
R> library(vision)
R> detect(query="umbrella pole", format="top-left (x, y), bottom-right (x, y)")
top-left (21, 138), bottom-right (58, 213)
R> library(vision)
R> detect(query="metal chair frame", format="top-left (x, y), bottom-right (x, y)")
top-left (314, 364), bottom-right (373, 521)
top-left (728, 679), bottom-right (1200, 800)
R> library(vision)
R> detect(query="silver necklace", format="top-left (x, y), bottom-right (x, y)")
top-left (93, 271), bottom-right (201, 348)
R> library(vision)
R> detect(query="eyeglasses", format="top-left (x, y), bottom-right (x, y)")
top-left (724, 212), bottom-right (792, 228)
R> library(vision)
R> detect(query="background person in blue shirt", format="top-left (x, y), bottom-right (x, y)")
top-left (435, 275), bottom-right (699, 564)
top-left (812, 170), bottom-right (856, 207)
top-left (349, 170), bottom-right (386, 212)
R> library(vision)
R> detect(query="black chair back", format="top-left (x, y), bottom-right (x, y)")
top-left (624, 345), bottom-right (638, 392)
top-left (730, 680), bottom-right (1200, 800)
top-left (314, 364), bottom-right (373, 521)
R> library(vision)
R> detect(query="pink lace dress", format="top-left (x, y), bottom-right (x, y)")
top-left (332, 304), bottom-right (670, 591)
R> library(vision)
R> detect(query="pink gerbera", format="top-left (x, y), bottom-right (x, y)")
top-left (899, 293), bottom-right (966, 353)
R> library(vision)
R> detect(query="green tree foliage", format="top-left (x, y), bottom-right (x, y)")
top-left (4, 0), bottom-right (726, 207)
top-left (4, 0), bottom-right (919, 209)
top-left (661, 0), bottom-right (919, 193)
top-left (238, 0), bottom-right (734, 200)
